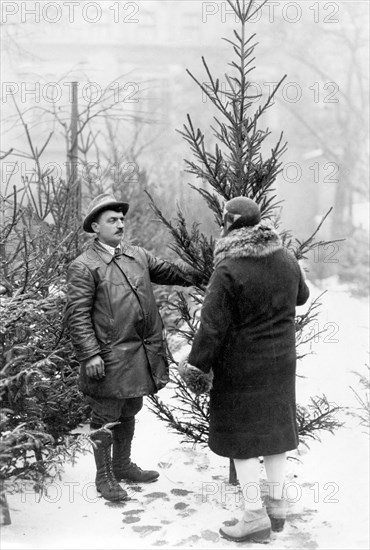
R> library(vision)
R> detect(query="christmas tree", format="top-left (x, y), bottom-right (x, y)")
top-left (147, 0), bottom-right (343, 478)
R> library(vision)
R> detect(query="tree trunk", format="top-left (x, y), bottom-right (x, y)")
top-left (0, 481), bottom-right (11, 525)
top-left (228, 458), bottom-right (238, 485)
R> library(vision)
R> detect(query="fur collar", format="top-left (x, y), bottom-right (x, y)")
top-left (214, 223), bottom-right (282, 268)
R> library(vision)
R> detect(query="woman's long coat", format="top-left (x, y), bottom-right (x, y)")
top-left (188, 223), bottom-right (310, 459)
top-left (66, 239), bottom-right (193, 399)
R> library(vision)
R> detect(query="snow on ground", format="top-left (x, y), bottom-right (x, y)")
top-left (1, 279), bottom-right (369, 550)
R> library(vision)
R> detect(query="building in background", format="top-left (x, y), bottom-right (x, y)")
top-left (2, 1), bottom-right (368, 241)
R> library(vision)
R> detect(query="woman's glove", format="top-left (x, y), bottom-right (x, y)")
top-left (177, 359), bottom-right (213, 395)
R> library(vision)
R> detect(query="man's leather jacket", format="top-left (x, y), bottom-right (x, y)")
top-left (65, 239), bottom-right (194, 399)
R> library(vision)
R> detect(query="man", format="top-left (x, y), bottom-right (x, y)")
top-left (179, 197), bottom-right (309, 543)
top-left (66, 193), bottom-right (202, 502)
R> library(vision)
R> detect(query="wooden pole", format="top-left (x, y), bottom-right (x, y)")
top-left (68, 81), bottom-right (80, 248)
top-left (229, 458), bottom-right (238, 485)
top-left (0, 480), bottom-right (11, 525)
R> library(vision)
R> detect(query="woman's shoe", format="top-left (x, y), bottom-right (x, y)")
top-left (265, 496), bottom-right (287, 532)
top-left (219, 507), bottom-right (271, 543)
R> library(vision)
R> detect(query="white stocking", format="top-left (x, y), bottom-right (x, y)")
top-left (263, 452), bottom-right (287, 500)
top-left (234, 457), bottom-right (263, 510)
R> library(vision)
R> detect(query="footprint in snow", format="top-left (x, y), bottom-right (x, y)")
top-left (170, 488), bottom-right (193, 496)
top-left (174, 502), bottom-right (188, 510)
top-left (132, 525), bottom-right (162, 536)
top-left (122, 516), bottom-right (141, 524)
top-left (144, 492), bottom-right (168, 500)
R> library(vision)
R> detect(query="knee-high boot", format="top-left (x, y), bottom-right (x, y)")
top-left (112, 418), bottom-right (159, 483)
top-left (90, 427), bottom-right (128, 502)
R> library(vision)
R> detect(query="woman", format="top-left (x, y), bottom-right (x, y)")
top-left (179, 197), bottom-right (309, 543)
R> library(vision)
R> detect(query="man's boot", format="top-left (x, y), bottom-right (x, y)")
top-left (219, 508), bottom-right (271, 543)
top-left (265, 495), bottom-right (287, 532)
top-left (112, 418), bottom-right (159, 483)
top-left (90, 428), bottom-right (128, 502)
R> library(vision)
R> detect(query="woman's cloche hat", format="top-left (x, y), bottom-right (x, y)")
top-left (223, 196), bottom-right (261, 231)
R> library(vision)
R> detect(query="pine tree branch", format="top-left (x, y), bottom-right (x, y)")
top-left (293, 207), bottom-right (345, 260)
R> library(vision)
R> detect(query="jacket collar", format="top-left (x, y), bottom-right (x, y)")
top-left (214, 222), bottom-right (282, 268)
top-left (92, 239), bottom-right (136, 264)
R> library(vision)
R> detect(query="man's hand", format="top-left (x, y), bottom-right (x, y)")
top-left (192, 269), bottom-right (208, 288)
top-left (85, 355), bottom-right (105, 379)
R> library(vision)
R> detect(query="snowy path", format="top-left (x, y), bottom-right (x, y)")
top-left (2, 281), bottom-right (369, 550)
